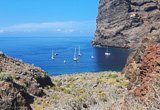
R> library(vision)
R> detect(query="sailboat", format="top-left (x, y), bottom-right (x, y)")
top-left (73, 48), bottom-right (78, 61)
top-left (78, 46), bottom-right (82, 56)
top-left (105, 46), bottom-right (111, 56)
top-left (91, 47), bottom-right (94, 59)
top-left (51, 49), bottom-right (54, 60)
top-left (91, 55), bottom-right (94, 59)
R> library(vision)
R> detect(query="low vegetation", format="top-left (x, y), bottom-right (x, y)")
top-left (32, 71), bottom-right (129, 110)
top-left (0, 72), bottom-right (12, 81)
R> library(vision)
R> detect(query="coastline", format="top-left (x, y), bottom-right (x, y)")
top-left (1, 43), bottom-right (160, 110)
top-left (0, 0), bottom-right (160, 109)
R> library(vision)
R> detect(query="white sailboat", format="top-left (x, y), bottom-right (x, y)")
top-left (51, 49), bottom-right (54, 60)
top-left (73, 48), bottom-right (78, 61)
top-left (64, 60), bottom-right (66, 64)
top-left (91, 55), bottom-right (94, 59)
top-left (91, 47), bottom-right (94, 59)
top-left (78, 46), bottom-right (82, 56)
top-left (105, 46), bottom-right (111, 56)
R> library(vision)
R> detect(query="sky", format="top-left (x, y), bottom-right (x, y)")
top-left (0, 0), bottom-right (99, 37)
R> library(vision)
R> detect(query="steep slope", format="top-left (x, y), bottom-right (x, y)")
top-left (0, 52), bottom-right (53, 109)
top-left (0, 80), bottom-right (34, 110)
top-left (92, 0), bottom-right (160, 48)
top-left (122, 33), bottom-right (160, 109)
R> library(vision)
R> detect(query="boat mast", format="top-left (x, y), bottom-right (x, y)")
top-left (74, 48), bottom-right (76, 58)
top-left (78, 46), bottom-right (81, 56)
top-left (51, 49), bottom-right (54, 59)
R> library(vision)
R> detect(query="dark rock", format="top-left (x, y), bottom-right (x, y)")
top-left (144, 3), bottom-right (158, 12)
top-left (15, 75), bottom-right (20, 80)
top-left (0, 53), bottom-right (54, 109)
top-left (28, 84), bottom-right (45, 97)
top-left (83, 103), bottom-right (88, 108)
top-left (0, 80), bottom-right (34, 110)
top-left (92, 0), bottom-right (160, 48)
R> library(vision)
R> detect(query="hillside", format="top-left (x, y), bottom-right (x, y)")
top-left (0, 52), bottom-right (53, 110)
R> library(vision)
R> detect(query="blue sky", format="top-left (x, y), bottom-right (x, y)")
top-left (0, 0), bottom-right (99, 36)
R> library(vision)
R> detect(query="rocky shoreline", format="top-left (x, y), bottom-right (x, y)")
top-left (0, 0), bottom-right (160, 109)
top-left (0, 52), bottom-right (130, 110)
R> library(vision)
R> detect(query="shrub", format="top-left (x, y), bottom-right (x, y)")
top-left (0, 72), bottom-right (12, 81)
top-left (60, 87), bottom-right (71, 94)
top-left (120, 81), bottom-right (129, 87)
top-left (108, 74), bottom-right (118, 79)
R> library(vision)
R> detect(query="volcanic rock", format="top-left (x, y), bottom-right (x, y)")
top-left (92, 0), bottom-right (160, 48)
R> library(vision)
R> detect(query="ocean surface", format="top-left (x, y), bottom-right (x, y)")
top-left (0, 36), bottom-right (131, 75)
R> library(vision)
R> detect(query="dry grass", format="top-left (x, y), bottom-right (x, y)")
top-left (32, 71), bottom-right (129, 110)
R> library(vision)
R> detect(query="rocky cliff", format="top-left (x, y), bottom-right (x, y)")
top-left (122, 43), bottom-right (160, 109)
top-left (92, 0), bottom-right (160, 109)
top-left (122, 29), bottom-right (160, 109)
top-left (0, 52), bottom-right (53, 110)
top-left (92, 0), bottom-right (160, 48)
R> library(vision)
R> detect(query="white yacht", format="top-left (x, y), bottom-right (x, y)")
top-left (91, 55), bottom-right (94, 59)
top-left (105, 46), bottom-right (111, 56)
top-left (91, 47), bottom-right (94, 59)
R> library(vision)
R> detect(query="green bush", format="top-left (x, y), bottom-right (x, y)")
top-left (120, 81), bottom-right (129, 87)
top-left (60, 87), bottom-right (71, 94)
top-left (108, 74), bottom-right (118, 79)
top-left (0, 72), bottom-right (12, 81)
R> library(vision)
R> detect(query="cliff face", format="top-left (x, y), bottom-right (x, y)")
top-left (122, 42), bottom-right (160, 109)
top-left (92, 1), bottom-right (160, 108)
top-left (92, 0), bottom-right (160, 48)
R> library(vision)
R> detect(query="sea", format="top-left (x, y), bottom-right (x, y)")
top-left (0, 36), bottom-right (131, 75)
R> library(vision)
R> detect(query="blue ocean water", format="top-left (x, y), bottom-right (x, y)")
top-left (0, 36), bottom-right (131, 75)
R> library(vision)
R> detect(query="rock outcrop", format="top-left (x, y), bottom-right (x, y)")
top-left (92, 0), bottom-right (160, 48)
top-left (122, 34), bottom-right (160, 109)
top-left (0, 80), bottom-right (34, 110)
top-left (124, 42), bottom-right (160, 93)
top-left (0, 53), bottom-right (53, 109)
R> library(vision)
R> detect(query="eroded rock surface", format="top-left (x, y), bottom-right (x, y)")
top-left (0, 80), bottom-right (33, 110)
top-left (92, 0), bottom-right (160, 48)
top-left (123, 39), bottom-right (160, 109)
top-left (0, 53), bottom-right (53, 109)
